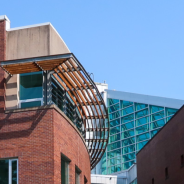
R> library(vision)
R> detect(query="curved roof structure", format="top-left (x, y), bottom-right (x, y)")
top-left (1, 53), bottom-right (109, 169)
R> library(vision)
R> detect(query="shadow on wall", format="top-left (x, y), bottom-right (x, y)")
top-left (0, 109), bottom-right (47, 140)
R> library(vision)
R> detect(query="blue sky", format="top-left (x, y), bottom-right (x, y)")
top-left (1, 0), bottom-right (184, 99)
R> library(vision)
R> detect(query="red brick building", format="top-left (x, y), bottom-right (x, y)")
top-left (137, 106), bottom-right (184, 184)
top-left (0, 15), bottom-right (109, 184)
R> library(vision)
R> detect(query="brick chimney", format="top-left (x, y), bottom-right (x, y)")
top-left (0, 15), bottom-right (10, 111)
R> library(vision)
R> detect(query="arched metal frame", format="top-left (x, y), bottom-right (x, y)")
top-left (1, 53), bottom-right (110, 169)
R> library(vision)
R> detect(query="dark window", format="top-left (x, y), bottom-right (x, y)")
top-left (19, 72), bottom-right (43, 108)
top-left (0, 159), bottom-right (18, 184)
top-left (152, 178), bottom-right (154, 184)
top-left (84, 176), bottom-right (88, 184)
top-left (75, 165), bottom-right (81, 184)
top-left (61, 154), bottom-right (71, 184)
top-left (181, 155), bottom-right (184, 167)
top-left (165, 167), bottom-right (169, 179)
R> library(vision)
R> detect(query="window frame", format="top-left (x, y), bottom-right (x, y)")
top-left (75, 165), bottom-right (81, 184)
top-left (61, 153), bottom-right (71, 184)
top-left (18, 72), bottom-right (44, 108)
top-left (0, 158), bottom-right (18, 184)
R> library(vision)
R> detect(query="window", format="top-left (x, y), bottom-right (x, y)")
top-left (75, 166), bottom-right (81, 184)
top-left (61, 154), bottom-right (71, 184)
top-left (0, 158), bottom-right (18, 184)
top-left (152, 178), bottom-right (154, 184)
top-left (165, 167), bottom-right (169, 179)
top-left (181, 155), bottom-right (184, 167)
top-left (19, 72), bottom-right (43, 108)
top-left (84, 176), bottom-right (87, 184)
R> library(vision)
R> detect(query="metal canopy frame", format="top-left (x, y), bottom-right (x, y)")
top-left (1, 53), bottom-right (109, 169)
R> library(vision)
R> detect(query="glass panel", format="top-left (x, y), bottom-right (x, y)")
top-left (122, 114), bottom-right (134, 124)
top-left (151, 119), bottom-right (165, 129)
top-left (122, 152), bottom-right (135, 162)
top-left (151, 110), bottom-right (164, 121)
top-left (120, 100), bottom-right (133, 109)
top-left (121, 121), bottom-right (134, 131)
top-left (110, 119), bottom-right (120, 127)
top-left (136, 116), bottom-right (149, 126)
top-left (122, 145), bottom-right (135, 154)
top-left (122, 137), bottom-right (135, 147)
top-left (108, 164), bottom-right (121, 174)
top-left (108, 103), bottom-right (120, 113)
top-left (107, 141), bottom-right (121, 151)
top-left (21, 101), bottom-right (41, 108)
top-left (61, 158), bottom-right (69, 184)
top-left (122, 129), bottom-right (135, 139)
top-left (109, 133), bottom-right (120, 143)
top-left (101, 153), bottom-right (107, 174)
top-left (110, 126), bottom-right (120, 135)
top-left (108, 98), bottom-right (119, 106)
top-left (136, 124), bottom-right (149, 135)
top-left (166, 116), bottom-right (172, 122)
top-left (136, 132), bottom-right (150, 142)
top-left (20, 72), bottom-right (43, 100)
top-left (75, 172), bottom-right (80, 184)
top-left (165, 108), bottom-right (178, 117)
top-left (136, 140), bottom-right (148, 151)
top-left (135, 103), bottom-right (148, 111)
top-left (107, 149), bottom-right (121, 159)
top-left (12, 160), bottom-right (17, 184)
top-left (109, 111), bottom-right (120, 121)
top-left (0, 160), bottom-right (9, 184)
top-left (151, 129), bottom-right (160, 138)
top-left (150, 105), bottom-right (164, 113)
top-left (122, 160), bottom-right (135, 170)
top-left (121, 106), bottom-right (134, 116)
top-left (136, 109), bottom-right (148, 118)
top-left (107, 156), bottom-right (121, 166)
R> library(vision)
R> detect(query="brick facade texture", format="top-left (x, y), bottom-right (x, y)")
top-left (0, 108), bottom-right (91, 184)
top-left (0, 20), bottom-right (91, 184)
top-left (0, 20), bottom-right (6, 112)
top-left (137, 106), bottom-right (184, 184)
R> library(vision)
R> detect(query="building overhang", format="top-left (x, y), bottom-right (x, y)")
top-left (0, 53), bottom-right (109, 170)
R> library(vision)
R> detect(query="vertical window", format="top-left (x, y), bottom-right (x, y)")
top-left (165, 167), bottom-right (169, 179)
top-left (61, 154), bottom-right (70, 184)
top-left (84, 176), bottom-right (87, 184)
top-left (152, 178), bottom-right (154, 184)
top-left (181, 155), bottom-right (184, 167)
top-left (0, 159), bottom-right (18, 184)
top-left (75, 166), bottom-right (81, 184)
top-left (19, 72), bottom-right (43, 108)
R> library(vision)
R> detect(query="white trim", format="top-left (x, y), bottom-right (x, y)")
top-left (19, 98), bottom-right (43, 108)
top-left (0, 15), bottom-right (10, 23)
top-left (9, 160), bottom-right (12, 184)
top-left (7, 22), bottom-right (51, 31)
top-left (106, 89), bottom-right (184, 109)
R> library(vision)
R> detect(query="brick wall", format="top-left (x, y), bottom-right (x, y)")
top-left (137, 106), bottom-right (184, 184)
top-left (0, 20), bottom-right (6, 112)
top-left (53, 109), bottom-right (91, 184)
top-left (0, 107), bottom-right (91, 184)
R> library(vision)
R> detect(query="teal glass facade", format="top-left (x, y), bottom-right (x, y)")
top-left (102, 98), bottom-right (178, 174)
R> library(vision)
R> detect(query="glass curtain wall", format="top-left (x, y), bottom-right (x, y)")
top-left (102, 98), bottom-right (178, 174)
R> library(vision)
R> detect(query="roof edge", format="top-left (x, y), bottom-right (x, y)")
top-left (0, 15), bottom-right (10, 23)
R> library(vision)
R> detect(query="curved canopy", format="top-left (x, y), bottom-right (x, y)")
top-left (1, 53), bottom-right (109, 169)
